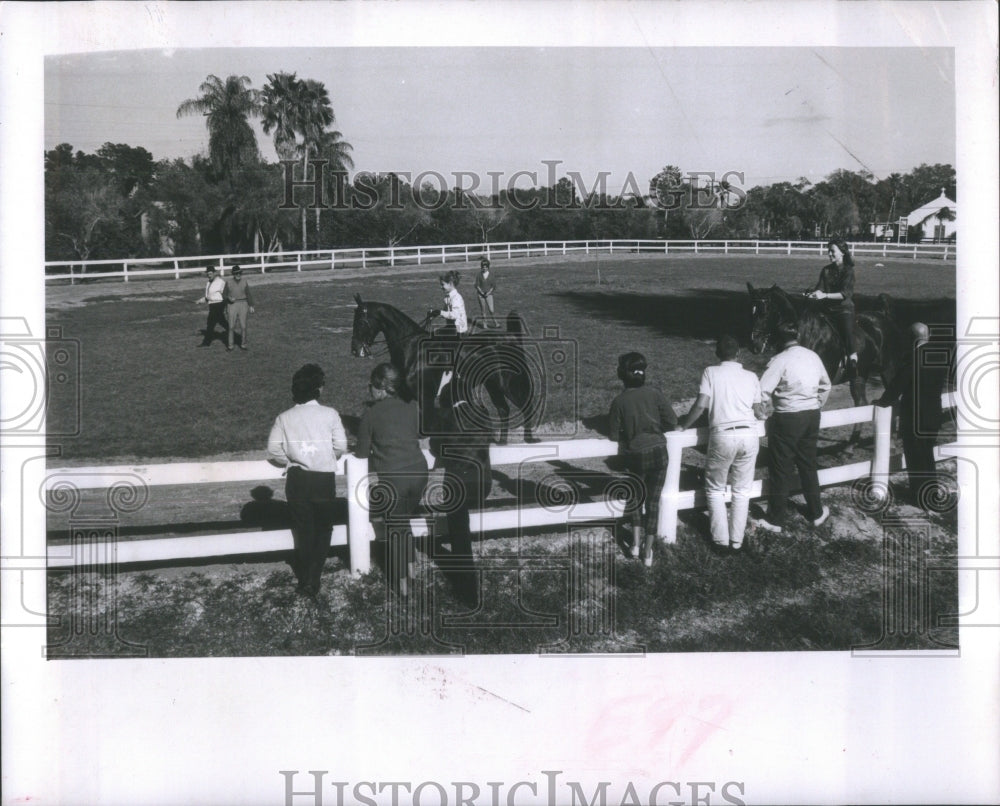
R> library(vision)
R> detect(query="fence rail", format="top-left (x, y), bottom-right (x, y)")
top-left (45, 394), bottom-right (957, 573)
top-left (44, 239), bottom-right (956, 284)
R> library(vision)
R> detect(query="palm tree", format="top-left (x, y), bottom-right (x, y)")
top-left (260, 73), bottom-right (344, 250)
top-left (933, 206), bottom-right (955, 243)
top-left (176, 75), bottom-right (260, 182)
top-left (313, 128), bottom-right (354, 238)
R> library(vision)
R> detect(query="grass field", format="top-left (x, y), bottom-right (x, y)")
top-left (45, 252), bottom-right (959, 656)
top-left (47, 253), bottom-right (955, 461)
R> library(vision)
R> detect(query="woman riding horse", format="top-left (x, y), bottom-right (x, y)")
top-left (807, 238), bottom-right (857, 377)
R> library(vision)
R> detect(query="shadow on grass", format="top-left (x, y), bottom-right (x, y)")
top-left (555, 288), bottom-right (957, 343)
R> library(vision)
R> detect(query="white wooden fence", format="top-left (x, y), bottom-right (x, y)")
top-left (46, 394), bottom-right (956, 574)
top-left (44, 239), bottom-right (956, 284)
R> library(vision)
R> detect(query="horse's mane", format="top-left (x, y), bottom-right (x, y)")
top-left (369, 300), bottom-right (426, 336)
top-left (765, 285), bottom-right (802, 324)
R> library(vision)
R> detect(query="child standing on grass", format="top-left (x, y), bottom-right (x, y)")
top-left (474, 257), bottom-right (498, 328)
top-left (608, 352), bottom-right (678, 566)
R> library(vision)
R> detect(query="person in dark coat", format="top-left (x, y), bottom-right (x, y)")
top-left (808, 238), bottom-right (857, 376)
top-left (429, 382), bottom-right (492, 609)
top-left (875, 322), bottom-right (951, 506)
top-left (607, 352), bottom-right (678, 566)
top-left (355, 363), bottom-right (429, 600)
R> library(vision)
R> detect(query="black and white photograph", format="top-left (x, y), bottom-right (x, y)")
top-left (2, 2), bottom-right (998, 804)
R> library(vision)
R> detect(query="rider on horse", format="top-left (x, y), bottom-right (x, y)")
top-left (807, 237), bottom-right (858, 378)
top-left (427, 270), bottom-right (470, 402)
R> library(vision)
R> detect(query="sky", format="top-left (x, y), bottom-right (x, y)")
top-left (44, 46), bottom-right (955, 194)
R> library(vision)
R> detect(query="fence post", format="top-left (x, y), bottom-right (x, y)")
top-left (943, 245), bottom-right (949, 260)
top-left (344, 454), bottom-right (373, 576)
top-left (464, 244), bottom-right (469, 262)
top-left (870, 404), bottom-right (893, 498)
top-left (442, 246), bottom-right (446, 264)
top-left (69, 264), bottom-right (75, 285)
top-left (913, 244), bottom-right (918, 259)
top-left (362, 250), bottom-right (367, 270)
top-left (330, 250), bottom-right (336, 270)
top-left (586, 241), bottom-right (590, 255)
top-left (417, 247), bottom-right (422, 266)
top-left (693, 241), bottom-right (698, 255)
top-left (123, 262), bottom-right (129, 283)
top-left (296, 254), bottom-right (302, 272)
top-left (543, 242), bottom-right (549, 257)
top-left (174, 260), bottom-right (180, 280)
top-left (787, 241), bottom-right (792, 255)
top-left (724, 241), bottom-right (729, 255)
top-left (219, 257), bottom-right (225, 274)
top-left (260, 255), bottom-right (266, 274)
top-left (507, 243), bottom-right (511, 260)
top-left (882, 242), bottom-right (887, 257)
top-left (658, 431), bottom-right (685, 544)
top-left (755, 241), bottom-right (760, 256)
top-left (665, 241), bottom-right (669, 255)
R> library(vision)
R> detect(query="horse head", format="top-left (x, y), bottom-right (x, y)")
top-left (351, 293), bottom-right (381, 358)
top-left (747, 283), bottom-right (797, 355)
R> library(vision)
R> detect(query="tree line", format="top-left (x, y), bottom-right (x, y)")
top-left (44, 72), bottom-right (957, 262)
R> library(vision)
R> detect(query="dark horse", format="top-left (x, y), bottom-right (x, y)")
top-left (350, 295), bottom-right (537, 443)
top-left (747, 283), bottom-right (901, 444)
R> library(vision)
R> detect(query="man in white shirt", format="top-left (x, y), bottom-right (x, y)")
top-left (195, 266), bottom-right (228, 347)
top-left (756, 322), bottom-right (832, 533)
top-left (267, 364), bottom-right (348, 599)
top-left (677, 335), bottom-right (765, 551)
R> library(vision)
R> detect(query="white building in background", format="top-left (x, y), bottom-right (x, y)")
top-left (898, 188), bottom-right (957, 243)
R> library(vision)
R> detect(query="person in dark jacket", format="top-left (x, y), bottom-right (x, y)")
top-left (807, 238), bottom-right (857, 376)
top-left (875, 322), bottom-right (951, 507)
top-left (608, 352), bottom-right (678, 566)
top-left (429, 383), bottom-right (493, 608)
top-left (355, 363), bottom-right (428, 600)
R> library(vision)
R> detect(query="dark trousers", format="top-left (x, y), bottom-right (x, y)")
top-left (438, 462), bottom-right (490, 606)
top-left (285, 467), bottom-right (337, 593)
top-left (624, 444), bottom-right (669, 534)
top-left (767, 409), bottom-right (822, 525)
top-left (901, 409), bottom-right (938, 500)
top-left (203, 302), bottom-right (228, 343)
top-left (372, 468), bottom-right (428, 589)
top-left (828, 305), bottom-right (856, 355)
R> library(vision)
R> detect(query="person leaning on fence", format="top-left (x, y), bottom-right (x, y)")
top-left (196, 266), bottom-right (228, 347)
top-left (754, 321), bottom-right (832, 533)
top-left (224, 264), bottom-right (255, 351)
top-left (474, 257), bottom-right (498, 329)
top-left (429, 383), bottom-right (493, 609)
top-left (676, 335), bottom-right (766, 553)
top-left (266, 363), bottom-right (348, 601)
top-left (875, 322), bottom-right (951, 507)
top-left (355, 363), bottom-right (429, 601)
top-left (608, 352), bottom-right (678, 567)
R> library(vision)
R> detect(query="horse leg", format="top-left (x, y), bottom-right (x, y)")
top-left (847, 375), bottom-right (868, 448)
top-left (483, 376), bottom-right (511, 445)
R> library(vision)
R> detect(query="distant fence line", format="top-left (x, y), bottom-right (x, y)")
top-left (45, 393), bottom-right (957, 573)
top-left (45, 239), bottom-right (956, 284)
